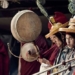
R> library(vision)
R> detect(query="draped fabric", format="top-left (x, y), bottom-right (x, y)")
top-left (36, 44), bottom-right (59, 75)
top-left (42, 44), bottom-right (59, 65)
top-left (19, 36), bottom-right (59, 75)
top-left (18, 35), bottom-right (59, 75)
top-left (19, 35), bottom-right (49, 75)
top-left (0, 39), bottom-right (9, 75)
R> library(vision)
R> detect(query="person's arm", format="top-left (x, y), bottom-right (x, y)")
top-left (37, 57), bottom-right (52, 66)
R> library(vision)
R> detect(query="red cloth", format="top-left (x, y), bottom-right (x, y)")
top-left (73, 70), bottom-right (75, 75)
top-left (54, 12), bottom-right (68, 24)
top-left (0, 39), bottom-right (9, 75)
top-left (42, 44), bottom-right (59, 65)
top-left (48, 22), bottom-right (52, 30)
top-left (19, 36), bottom-right (59, 75)
top-left (20, 35), bottom-right (48, 75)
top-left (48, 12), bottom-right (68, 30)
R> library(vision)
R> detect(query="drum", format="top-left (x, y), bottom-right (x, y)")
top-left (11, 10), bottom-right (42, 42)
top-left (20, 42), bottom-right (39, 62)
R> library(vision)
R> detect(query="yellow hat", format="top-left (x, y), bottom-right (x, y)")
top-left (45, 16), bottom-right (68, 38)
top-left (59, 16), bottom-right (75, 33)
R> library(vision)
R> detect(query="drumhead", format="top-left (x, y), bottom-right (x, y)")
top-left (11, 10), bottom-right (42, 42)
top-left (21, 42), bottom-right (39, 62)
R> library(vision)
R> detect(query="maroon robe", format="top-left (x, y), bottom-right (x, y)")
top-left (20, 35), bottom-right (48, 75)
top-left (0, 39), bottom-right (9, 75)
top-left (42, 44), bottom-right (59, 65)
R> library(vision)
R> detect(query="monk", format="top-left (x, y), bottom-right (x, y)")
top-left (18, 35), bottom-right (49, 75)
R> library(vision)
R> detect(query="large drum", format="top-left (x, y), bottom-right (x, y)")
top-left (11, 10), bottom-right (42, 42)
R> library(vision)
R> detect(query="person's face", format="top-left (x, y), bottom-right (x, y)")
top-left (66, 34), bottom-right (75, 48)
top-left (53, 35), bottom-right (62, 48)
top-left (50, 35), bottom-right (56, 43)
top-left (50, 35), bottom-right (62, 47)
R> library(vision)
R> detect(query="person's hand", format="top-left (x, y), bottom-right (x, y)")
top-left (42, 58), bottom-right (51, 66)
top-left (37, 58), bottom-right (43, 64)
top-left (37, 58), bottom-right (51, 66)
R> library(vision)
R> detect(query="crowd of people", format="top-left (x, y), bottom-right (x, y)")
top-left (36, 12), bottom-right (75, 75)
top-left (17, 11), bottom-right (75, 75)
top-left (0, 10), bottom-right (75, 75)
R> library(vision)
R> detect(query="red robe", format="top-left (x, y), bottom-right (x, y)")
top-left (0, 39), bottom-right (9, 75)
top-left (42, 44), bottom-right (59, 65)
top-left (19, 35), bottom-right (48, 75)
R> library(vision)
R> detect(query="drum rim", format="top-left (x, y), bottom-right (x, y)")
top-left (11, 10), bottom-right (34, 42)
top-left (21, 42), bottom-right (39, 62)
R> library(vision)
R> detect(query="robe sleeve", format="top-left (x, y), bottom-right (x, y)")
top-left (49, 46), bottom-right (59, 65)
top-left (0, 54), bottom-right (3, 75)
top-left (34, 35), bottom-right (48, 56)
top-left (0, 39), bottom-right (9, 75)
top-left (42, 44), bottom-right (59, 65)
